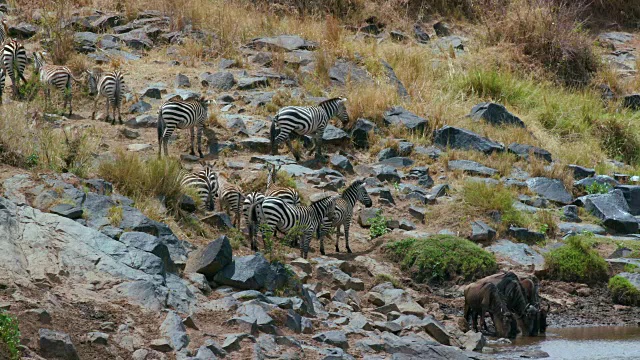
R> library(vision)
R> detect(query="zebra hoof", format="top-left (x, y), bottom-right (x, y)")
top-left (320, 248), bottom-right (325, 255)
top-left (346, 247), bottom-right (352, 253)
top-left (335, 247), bottom-right (340, 253)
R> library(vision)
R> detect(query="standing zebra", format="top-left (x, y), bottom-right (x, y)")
top-left (33, 52), bottom-right (80, 116)
top-left (218, 178), bottom-right (244, 228)
top-left (270, 97), bottom-right (349, 161)
top-left (320, 179), bottom-right (372, 255)
top-left (252, 195), bottom-right (337, 259)
top-left (158, 95), bottom-right (211, 158)
top-left (181, 165), bottom-right (219, 211)
top-left (265, 163), bottom-right (300, 206)
top-left (86, 68), bottom-right (125, 125)
top-left (243, 190), bottom-right (265, 250)
top-left (2, 39), bottom-right (27, 97)
top-left (0, 67), bottom-right (5, 104)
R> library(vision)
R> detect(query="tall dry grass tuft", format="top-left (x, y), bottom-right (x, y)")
top-left (40, 0), bottom-right (75, 65)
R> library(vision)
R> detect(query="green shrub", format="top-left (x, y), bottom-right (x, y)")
top-left (385, 235), bottom-right (498, 284)
top-left (624, 263), bottom-right (639, 273)
top-left (368, 211), bottom-right (389, 239)
top-left (544, 235), bottom-right (609, 283)
top-left (462, 181), bottom-right (529, 228)
top-left (0, 311), bottom-right (21, 360)
top-left (608, 275), bottom-right (640, 306)
top-left (585, 182), bottom-right (612, 195)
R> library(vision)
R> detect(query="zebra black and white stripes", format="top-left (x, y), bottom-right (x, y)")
top-left (0, 19), bottom-right (8, 46)
top-left (33, 52), bottom-right (79, 116)
top-left (243, 191), bottom-right (265, 250)
top-left (0, 66), bottom-right (4, 104)
top-left (265, 163), bottom-right (300, 206)
top-left (252, 195), bottom-right (337, 258)
top-left (87, 69), bottom-right (125, 125)
top-left (181, 166), bottom-right (219, 211)
top-left (2, 39), bottom-right (27, 96)
top-left (157, 95), bottom-right (211, 158)
top-left (270, 97), bottom-right (349, 161)
top-left (218, 180), bottom-right (244, 228)
top-left (321, 179), bottom-right (372, 255)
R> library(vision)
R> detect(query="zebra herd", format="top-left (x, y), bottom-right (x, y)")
top-left (182, 162), bottom-right (372, 259)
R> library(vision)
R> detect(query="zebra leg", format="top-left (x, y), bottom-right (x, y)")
top-left (314, 133), bottom-right (324, 160)
top-left (286, 138), bottom-right (300, 162)
top-left (91, 96), bottom-right (99, 120)
top-left (163, 137), bottom-right (169, 157)
top-left (301, 230), bottom-right (312, 259)
top-left (197, 125), bottom-right (204, 158)
top-left (189, 127), bottom-right (196, 156)
top-left (344, 218), bottom-right (352, 253)
top-left (117, 103), bottom-right (123, 124)
top-left (319, 232), bottom-right (325, 255)
top-left (335, 224), bottom-right (341, 253)
top-left (68, 85), bottom-right (73, 116)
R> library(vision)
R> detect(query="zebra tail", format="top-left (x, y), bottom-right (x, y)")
top-left (157, 109), bottom-right (165, 145)
top-left (270, 115), bottom-right (278, 155)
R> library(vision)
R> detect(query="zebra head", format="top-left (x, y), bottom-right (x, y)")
top-left (85, 69), bottom-right (100, 96)
top-left (319, 97), bottom-right (350, 126)
top-left (354, 180), bottom-right (373, 208)
top-left (32, 51), bottom-right (45, 72)
top-left (335, 97), bottom-right (349, 126)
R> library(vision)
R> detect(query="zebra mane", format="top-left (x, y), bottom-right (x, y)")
top-left (318, 97), bottom-right (347, 106)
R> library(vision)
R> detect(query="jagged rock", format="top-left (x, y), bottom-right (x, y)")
top-left (461, 331), bottom-right (485, 351)
top-left (175, 73), bottom-right (191, 88)
top-left (623, 94), bottom-right (640, 111)
top-left (390, 30), bottom-right (409, 42)
top-left (470, 220), bottom-right (496, 242)
top-left (526, 177), bottom-right (573, 205)
top-left (508, 143), bottom-right (552, 162)
top-left (202, 339), bottom-right (228, 357)
top-left (149, 338), bottom-right (173, 352)
top-left (374, 165), bottom-right (401, 183)
top-left (185, 235), bottom-right (232, 280)
top-left (127, 143), bottom-right (152, 152)
top-left (129, 100), bottom-right (152, 114)
top-left (99, 35), bottom-right (121, 50)
top-left (323, 125), bottom-right (350, 143)
top-left (508, 227), bottom-right (545, 243)
top-left (584, 190), bottom-right (639, 234)
top-left (86, 332), bottom-right (109, 345)
top-left (139, 83), bottom-right (166, 99)
top-left (521, 350), bottom-right (551, 359)
top-left (250, 35), bottom-right (317, 52)
top-left (39, 329), bottom-right (79, 360)
top-left (486, 239), bottom-right (544, 269)
top-left (558, 222), bottom-right (607, 236)
top-left (350, 118), bottom-right (377, 149)
top-left (313, 330), bottom-right (348, 349)
top-left (448, 160), bottom-right (498, 177)
top-left (470, 102), bottom-right (525, 127)
top-left (122, 128), bottom-right (140, 139)
top-left (413, 24), bottom-right (430, 43)
top-left (214, 254), bottom-right (274, 290)
top-left (358, 208), bottom-right (380, 227)
top-left (433, 126), bottom-right (504, 154)
top-left (414, 146), bottom-right (442, 159)
top-left (615, 185), bottom-right (640, 215)
top-left (381, 60), bottom-right (409, 98)
top-left (575, 175), bottom-right (618, 189)
top-left (433, 21), bottom-right (451, 36)
top-left (201, 212), bottom-right (234, 229)
top-left (240, 137), bottom-right (271, 153)
top-left (222, 333), bottom-right (256, 352)
top-left (436, 35), bottom-right (465, 51)
top-left (194, 346), bottom-right (217, 359)
top-left (24, 309), bottom-right (52, 324)
top-left (49, 203), bottom-right (83, 220)
top-left (380, 288), bottom-right (425, 316)
top-left (383, 107), bottom-right (428, 132)
top-left (200, 72), bottom-right (236, 90)
top-left (329, 60), bottom-right (372, 86)
top-left (562, 205), bottom-right (581, 222)
top-left (160, 311), bottom-right (189, 351)
top-left (237, 76), bottom-right (269, 90)
top-left (316, 264), bottom-right (364, 291)
top-left (409, 206), bottom-right (427, 223)
top-left (598, 32), bottom-right (634, 48)
top-left (119, 29), bottom-right (153, 49)
top-left (74, 32), bottom-right (99, 52)
top-left (330, 154), bottom-right (353, 173)
top-left (9, 22), bottom-right (38, 39)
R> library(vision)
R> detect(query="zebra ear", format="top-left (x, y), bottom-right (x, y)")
top-left (339, 97), bottom-right (347, 103)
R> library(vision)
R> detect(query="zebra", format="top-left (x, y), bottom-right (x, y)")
top-left (218, 179), bottom-right (244, 228)
top-left (33, 51), bottom-right (80, 116)
top-left (181, 165), bottom-right (219, 212)
top-left (251, 195), bottom-right (337, 259)
top-left (243, 190), bottom-right (265, 251)
top-left (0, 66), bottom-right (4, 104)
top-left (86, 68), bottom-right (126, 125)
top-left (265, 162), bottom-right (300, 206)
top-left (0, 19), bottom-right (7, 46)
top-left (320, 179), bottom-right (372, 255)
top-left (157, 95), bottom-right (211, 158)
top-left (270, 97), bottom-right (349, 161)
top-left (2, 39), bottom-right (27, 97)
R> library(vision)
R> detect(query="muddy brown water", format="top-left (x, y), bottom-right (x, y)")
top-left (492, 326), bottom-right (640, 359)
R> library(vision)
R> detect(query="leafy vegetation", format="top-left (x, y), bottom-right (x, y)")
top-left (544, 235), bottom-right (609, 284)
top-left (585, 182), bottom-right (612, 195)
top-left (107, 206), bottom-right (123, 226)
top-left (0, 311), bottom-right (21, 360)
top-left (367, 211), bottom-right (389, 239)
top-left (608, 275), bottom-right (640, 306)
top-left (385, 235), bottom-right (498, 284)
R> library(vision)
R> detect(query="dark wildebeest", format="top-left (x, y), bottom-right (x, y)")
top-left (464, 281), bottom-right (513, 338)
top-left (479, 272), bottom-right (538, 337)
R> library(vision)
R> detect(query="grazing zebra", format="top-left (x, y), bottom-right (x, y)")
top-left (86, 68), bottom-right (126, 125)
top-left (181, 165), bottom-right (219, 211)
top-left (2, 39), bottom-right (27, 96)
top-left (265, 163), bottom-right (300, 206)
top-left (270, 97), bottom-right (349, 161)
top-left (243, 191), bottom-right (265, 250)
top-left (320, 179), bottom-right (372, 255)
top-left (33, 51), bottom-right (80, 116)
top-left (218, 179), bottom-right (244, 228)
top-left (157, 95), bottom-right (211, 158)
top-left (252, 195), bottom-right (337, 258)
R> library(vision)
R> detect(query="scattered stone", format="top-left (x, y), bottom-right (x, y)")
top-left (521, 349), bottom-right (551, 358)
top-left (351, 118), bottom-right (377, 149)
top-left (86, 332), bottom-right (109, 346)
top-left (201, 212), bottom-right (234, 229)
top-left (584, 190), bottom-right (639, 234)
top-left (175, 74), bottom-right (190, 88)
top-left (127, 143), bottom-right (152, 152)
top-left (160, 311), bottom-right (189, 351)
top-left (222, 333), bottom-right (256, 352)
top-left (433, 126), bottom-right (504, 154)
top-left (214, 254), bottom-right (274, 290)
top-left (508, 227), bottom-right (545, 243)
top-left (185, 235), bottom-right (232, 280)
top-left (383, 107), bottom-right (428, 132)
top-left (623, 94), bottom-right (640, 111)
top-left (39, 329), bottom-right (79, 360)
top-left (129, 100), bottom-right (152, 114)
top-left (150, 338), bottom-right (173, 352)
top-left (461, 330), bottom-right (485, 351)
top-left (9, 22), bottom-right (38, 39)
top-left (329, 60), bottom-right (372, 86)
top-left (615, 185), bottom-right (640, 215)
top-left (486, 239), bottom-right (544, 269)
top-left (250, 35), bottom-right (317, 52)
top-left (312, 330), bottom-right (348, 349)
top-left (413, 24), bottom-right (430, 43)
top-left (470, 220), bottom-right (496, 242)
top-left (408, 206), bottom-right (427, 223)
top-left (575, 175), bottom-right (618, 189)
top-left (562, 205), bottom-right (581, 222)
top-left (200, 72), bottom-right (236, 90)
top-left (558, 222), bottom-right (607, 236)
top-left (237, 76), bottom-right (269, 90)
top-left (526, 177), bottom-right (573, 205)
top-left (433, 21), bottom-right (451, 36)
top-left (202, 339), bottom-right (228, 357)
top-left (240, 137), bottom-right (271, 153)
top-left (122, 128), bottom-right (140, 139)
top-left (330, 154), bottom-right (353, 173)
top-left (119, 29), bottom-right (153, 49)
top-left (448, 159), bottom-right (498, 177)
top-left (24, 309), bottom-right (52, 324)
top-left (508, 143), bottom-right (552, 162)
top-left (470, 102), bottom-right (525, 127)
top-left (323, 124), bottom-right (350, 143)
top-left (50, 203), bottom-right (83, 220)
top-left (567, 165), bottom-right (596, 180)
top-left (390, 30), bottom-right (408, 42)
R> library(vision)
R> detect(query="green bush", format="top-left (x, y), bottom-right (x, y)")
top-left (368, 211), bottom-right (389, 239)
top-left (585, 182), bottom-right (612, 195)
top-left (461, 181), bottom-right (529, 228)
top-left (608, 275), bottom-right (640, 306)
top-left (0, 311), bottom-right (21, 360)
top-left (544, 235), bottom-right (609, 283)
top-left (385, 235), bottom-right (498, 284)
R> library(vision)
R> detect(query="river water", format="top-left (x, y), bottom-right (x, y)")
top-left (491, 326), bottom-right (640, 359)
